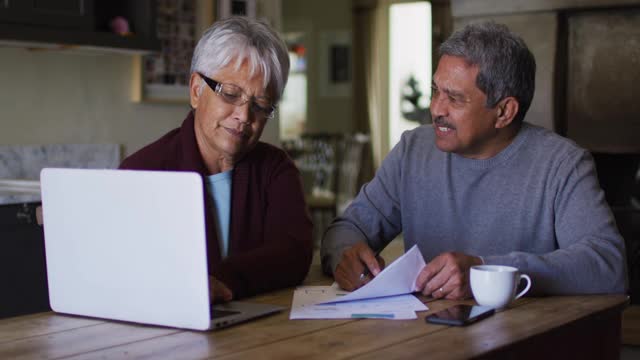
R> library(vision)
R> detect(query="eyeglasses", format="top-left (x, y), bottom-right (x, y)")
top-left (198, 73), bottom-right (276, 119)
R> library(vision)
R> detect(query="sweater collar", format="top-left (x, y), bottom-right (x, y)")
top-left (177, 111), bottom-right (210, 175)
top-left (178, 110), bottom-right (251, 177)
top-left (451, 122), bottom-right (532, 169)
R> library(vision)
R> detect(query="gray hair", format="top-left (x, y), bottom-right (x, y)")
top-left (190, 16), bottom-right (290, 103)
top-left (439, 22), bottom-right (536, 124)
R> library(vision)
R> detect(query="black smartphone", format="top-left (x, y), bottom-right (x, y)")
top-left (425, 305), bottom-right (495, 326)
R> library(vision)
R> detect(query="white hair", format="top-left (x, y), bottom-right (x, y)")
top-left (190, 16), bottom-right (290, 103)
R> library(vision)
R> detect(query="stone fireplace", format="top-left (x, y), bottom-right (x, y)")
top-left (451, 0), bottom-right (640, 302)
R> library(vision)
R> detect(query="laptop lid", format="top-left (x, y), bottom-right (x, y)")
top-left (41, 168), bottom-right (212, 330)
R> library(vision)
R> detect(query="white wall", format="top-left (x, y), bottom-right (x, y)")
top-left (454, 13), bottom-right (557, 131)
top-left (282, 0), bottom-right (353, 134)
top-left (0, 46), bottom-right (280, 160)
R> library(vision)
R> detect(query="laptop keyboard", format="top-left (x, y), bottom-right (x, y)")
top-left (210, 308), bottom-right (241, 319)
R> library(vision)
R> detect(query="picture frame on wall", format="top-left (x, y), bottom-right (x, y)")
top-left (318, 30), bottom-right (352, 98)
top-left (217, 0), bottom-right (257, 19)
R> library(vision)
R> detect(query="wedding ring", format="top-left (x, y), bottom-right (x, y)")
top-left (439, 287), bottom-right (444, 293)
top-left (359, 272), bottom-right (366, 281)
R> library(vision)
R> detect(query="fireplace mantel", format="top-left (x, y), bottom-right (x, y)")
top-left (452, 0), bottom-right (640, 18)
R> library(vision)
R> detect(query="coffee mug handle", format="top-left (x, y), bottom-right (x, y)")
top-left (514, 274), bottom-right (532, 299)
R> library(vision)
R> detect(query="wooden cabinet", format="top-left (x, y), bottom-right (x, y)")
top-left (0, 0), bottom-right (94, 30)
top-left (0, 202), bottom-right (49, 319)
top-left (0, 0), bottom-right (160, 53)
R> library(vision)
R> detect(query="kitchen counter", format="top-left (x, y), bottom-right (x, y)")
top-left (0, 179), bottom-right (40, 194)
top-left (0, 179), bottom-right (41, 204)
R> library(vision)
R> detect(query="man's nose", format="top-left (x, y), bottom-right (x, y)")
top-left (430, 93), bottom-right (447, 119)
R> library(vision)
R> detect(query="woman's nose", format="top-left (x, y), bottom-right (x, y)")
top-left (231, 101), bottom-right (252, 125)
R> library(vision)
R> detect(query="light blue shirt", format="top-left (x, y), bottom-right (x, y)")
top-left (206, 170), bottom-right (233, 258)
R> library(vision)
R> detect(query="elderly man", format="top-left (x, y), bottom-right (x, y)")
top-left (120, 17), bottom-right (312, 302)
top-left (321, 22), bottom-right (627, 299)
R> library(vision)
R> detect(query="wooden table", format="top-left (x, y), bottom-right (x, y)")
top-left (0, 264), bottom-right (628, 360)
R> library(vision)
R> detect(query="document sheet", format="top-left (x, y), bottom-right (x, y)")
top-left (290, 245), bottom-right (428, 320)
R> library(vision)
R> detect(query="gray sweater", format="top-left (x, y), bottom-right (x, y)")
top-left (321, 123), bottom-right (627, 295)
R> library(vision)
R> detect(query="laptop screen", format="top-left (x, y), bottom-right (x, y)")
top-left (41, 168), bottom-right (212, 330)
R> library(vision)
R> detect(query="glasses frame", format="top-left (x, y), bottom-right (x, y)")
top-left (197, 72), bottom-right (276, 119)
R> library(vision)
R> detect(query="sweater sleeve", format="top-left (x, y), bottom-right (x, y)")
top-left (483, 150), bottom-right (628, 295)
top-left (214, 156), bottom-right (313, 298)
top-left (320, 137), bottom-right (405, 275)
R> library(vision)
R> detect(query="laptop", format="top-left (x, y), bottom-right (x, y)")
top-left (40, 167), bottom-right (284, 331)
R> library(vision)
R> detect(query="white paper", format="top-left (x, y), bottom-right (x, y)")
top-left (289, 285), bottom-right (427, 320)
top-left (289, 245), bottom-right (429, 321)
top-left (320, 244), bottom-right (426, 304)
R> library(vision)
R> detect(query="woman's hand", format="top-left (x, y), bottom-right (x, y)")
top-left (209, 276), bottom-right (233, 303)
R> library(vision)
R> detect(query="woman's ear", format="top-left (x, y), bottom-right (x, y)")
top-left (495, 97), bottom-right (519, 129)
top-left (189, 73), bottom-right (202, 109)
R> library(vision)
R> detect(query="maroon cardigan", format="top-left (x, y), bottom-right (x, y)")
top-left (119, 111), bottom-right (313, 299)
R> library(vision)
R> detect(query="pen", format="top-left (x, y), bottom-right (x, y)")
top-left (358, 249), bottom-right (382, 282)
top-left (351, 313), bottom-right (395, 319)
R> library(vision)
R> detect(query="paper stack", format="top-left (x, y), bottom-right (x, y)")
top-left (290, 245), bottom-right (428, 320)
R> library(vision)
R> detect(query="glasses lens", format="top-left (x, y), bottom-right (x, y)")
top-left (214, 80), bottom-right (275, 119)
top-left (218, 84), bottom-right (245, 105)
top-left (254, 97), bottom-right (272, 109)
top-left (250, 103), bottom-right (276, 119)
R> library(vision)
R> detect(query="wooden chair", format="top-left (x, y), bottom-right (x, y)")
top-left (335, 133), bottom-right (370, 216)
top-left (283, 133), bottom-right (370, 248)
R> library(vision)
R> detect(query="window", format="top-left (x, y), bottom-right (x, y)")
top-left (388, 1), bottom-right (431, 148)
top-left (279, 33), bottom-right (308, 140)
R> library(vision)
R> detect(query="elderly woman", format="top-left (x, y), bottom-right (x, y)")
top-left (120, 17), bottom-right (313, 302)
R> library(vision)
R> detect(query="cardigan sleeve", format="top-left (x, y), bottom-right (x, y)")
top-left (214, 152), bottom-right (314, 298)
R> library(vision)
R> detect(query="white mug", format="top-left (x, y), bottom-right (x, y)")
top-left (470, 265), bottom-right (531, 309)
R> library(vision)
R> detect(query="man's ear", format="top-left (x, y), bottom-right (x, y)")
top-left (495, 97), bottom-right (519, 129)
top-left (189, 73), bottom-right (202, 109)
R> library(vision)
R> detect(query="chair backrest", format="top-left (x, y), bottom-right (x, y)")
top-left (335, 133), bottom-right (370, 215)
top-left (283, 134), bottom-right (342, 198)
top-left (282, 133), bottom-right (370, 248)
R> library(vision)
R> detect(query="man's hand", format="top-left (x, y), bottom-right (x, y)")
top-left (334, 242), bottom-right (385, 291)
top-left (415, 252), bottom-right (482, 300)
top-left (209, 276), bottom-right (233, 303)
